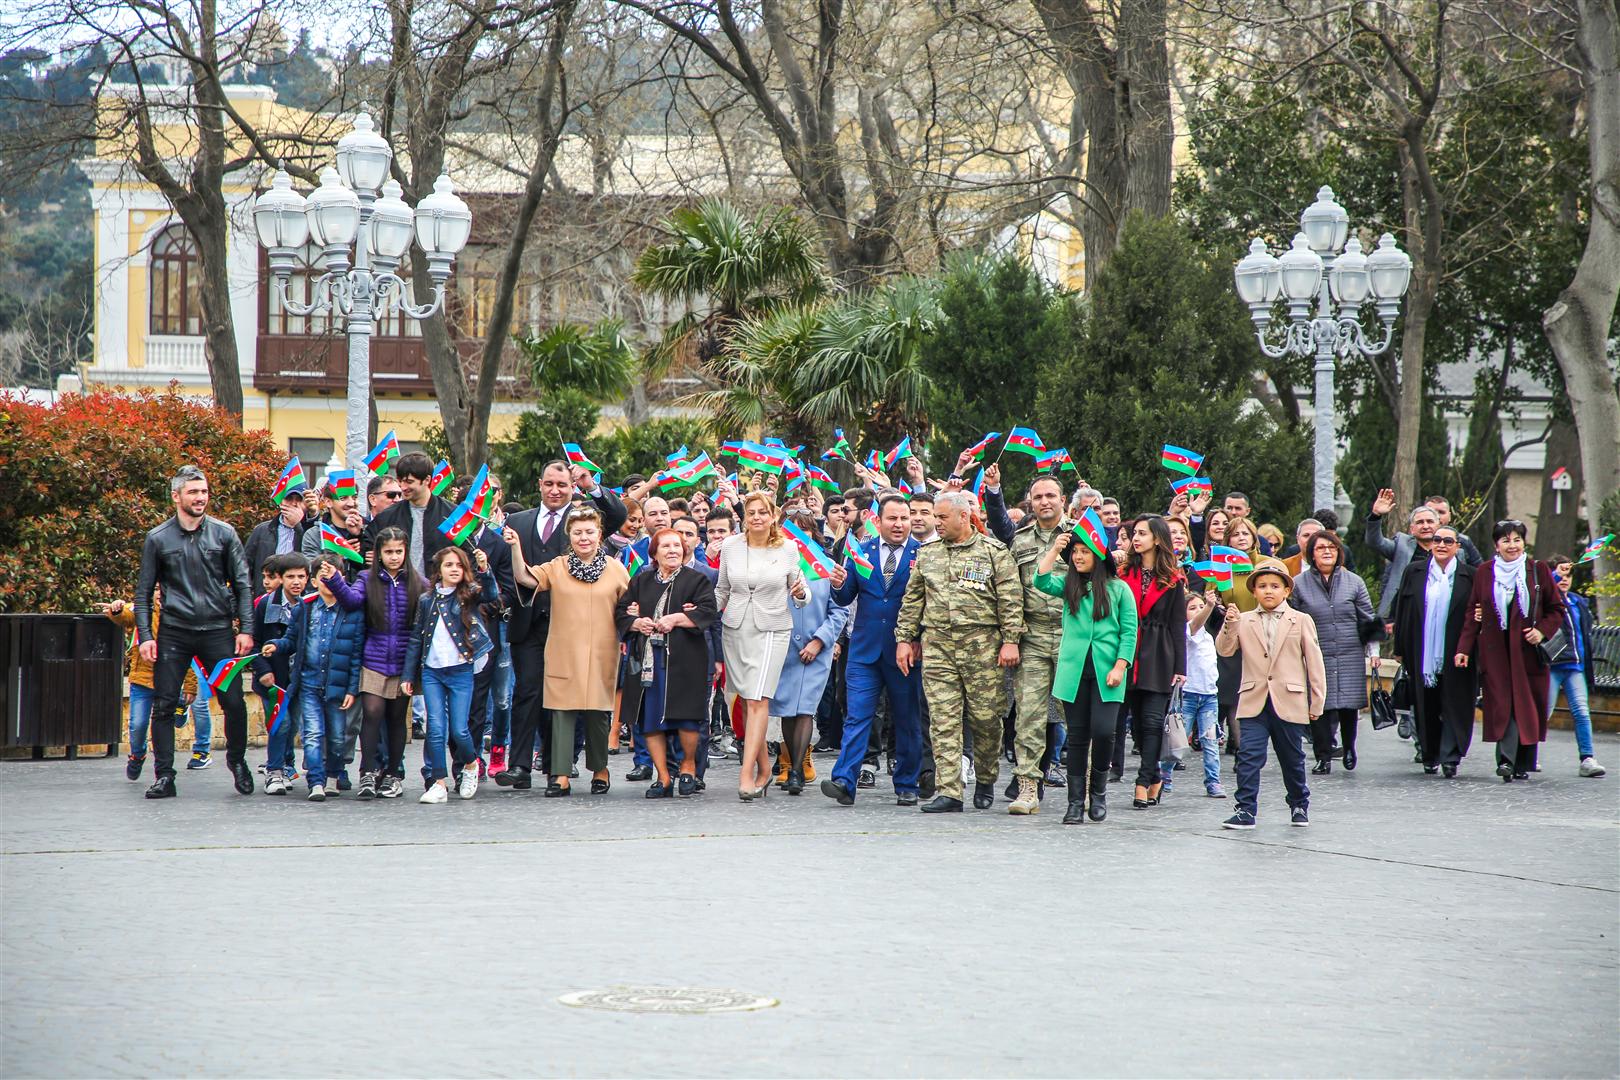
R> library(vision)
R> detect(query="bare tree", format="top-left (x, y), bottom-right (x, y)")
top-left (1544, 0), bottom-right (1620, 612)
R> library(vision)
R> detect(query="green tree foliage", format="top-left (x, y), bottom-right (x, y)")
top-left (919, 252), bottom-right (1066, 491)
top-left (584, 418), bottom-right (714, 490)
top-left (1037, 214), bottom-right (1309, 524)
top-left (516, 320), bottom-right (638, 401)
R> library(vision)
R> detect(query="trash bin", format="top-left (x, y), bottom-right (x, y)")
top-left (0, 614), bottom-right (124, 754)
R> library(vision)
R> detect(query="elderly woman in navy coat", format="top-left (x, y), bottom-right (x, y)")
top-left (770, 510), bottom-right (851, 794)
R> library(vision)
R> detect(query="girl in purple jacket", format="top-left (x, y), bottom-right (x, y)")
top-left (329, 527), bottom-right (425, 800)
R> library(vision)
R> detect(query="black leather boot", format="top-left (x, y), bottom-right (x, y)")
top-left (1088, 769), bottom-right (1108, 821)
top-left (973, 782), bottom-right (995, 810)
top-left (1062, 800), bottom-right (1086, 825)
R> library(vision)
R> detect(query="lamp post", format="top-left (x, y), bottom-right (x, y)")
top-left (252, 112), bottom-right (472, 473)
top-left (1233, 186), bottom-right (1411, 511)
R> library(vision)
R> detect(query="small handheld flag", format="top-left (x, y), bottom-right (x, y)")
top-left (266, 685), bottom-right (290, 736)
top-left (326, 468), bottom-right (358, 499)
top-left (1003, 426), bottom-right (1044, 458)
top-left (271, 457), bottom-right (306, 505)
top-left (319, 522), bottom-right (364, 564)
top-left (884, 436), bottom-right (913, 471)
top-left (1578, 534), bottom-right (1615, 564)
top-left (203, 655), bottom-right (255, 694)
top-left (1161, 444), bottom-right (1204, 476)
top-left (1210, 545), bottom-right (1254, 574)
top-left (624, 547), bottom-right (646, 576)
top-left (736, 442), bottom-right (790, 475)
top-left (1193, 561), bottom-right (1235, 591)
top-left (1170, 475), bottom-right (1212, 498)
top-left (970, 467), bottom-right (985, 505)
top-left (863, 449), bottom-right (883, 472)
top-left (806, 464), bottom-right (840, 492)
top-left (562, 442), bottom-right (602, 474)
top-left (783, 522), bottom-right (836, 580)
top-left (822, 429), bottom-right (854, 462)
top-left (665, 445), bottom-right (691, 469)
top-left (190, 657), bottom-right (213, 702)
top-left (895, 478), bottom-right (914, 499)
top-left (963, 432), bottom-right (1001, 463)
top-left (1072, 508), bottom-right (1110, 560)
top-left (430, 459), bottom-right (455, 497)
top-left (364, 431), bottom-right (401, 475)
top-left (671, 451), bottom-right (717, 486)
top-left (439, 503), bottom-right (482, 545)
top-left (847, 546), bottom-right (875, 580)
top-left (1036, 447), bottom-right (1075, 474)
top-left (719, 440), bottom-right (745, 461)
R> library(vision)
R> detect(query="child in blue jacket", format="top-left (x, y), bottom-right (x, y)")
top-left (262, 554), bottom-right (365, 801)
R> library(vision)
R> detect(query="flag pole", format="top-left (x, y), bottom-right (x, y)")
top-left (992, 425), bottom-right (1014, 465)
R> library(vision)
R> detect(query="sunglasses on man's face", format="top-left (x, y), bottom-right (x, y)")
top-left (382, 491), bottom-right (403, 500)
top-left (1433, 537), bottom-right (1458, 546)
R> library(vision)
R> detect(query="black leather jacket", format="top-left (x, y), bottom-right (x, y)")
top-left (134, 515), bottom-right (254, 642)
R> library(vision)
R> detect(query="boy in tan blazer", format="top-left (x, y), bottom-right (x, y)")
top-left (1215, 559), bottom-right (1327, 829)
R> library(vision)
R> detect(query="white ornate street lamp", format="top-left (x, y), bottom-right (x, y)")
top-left (253, 111), bottom-right (471, 474)
top-left (1233, 186), bottom-right (1411, 511)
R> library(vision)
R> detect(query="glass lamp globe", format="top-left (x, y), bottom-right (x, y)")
top-left (252, 167), bottom-right (308, 250)
top-left (414, 173), bottom-right (472, 256)
top-left (335, 111), bottom-right (392, 197)
top-left (1277, 232), bottom-right (1324, 301)
top-left (1300, 185), bottom-right (1349, 255)
top-left (305, 167), bottom-right (361, 249)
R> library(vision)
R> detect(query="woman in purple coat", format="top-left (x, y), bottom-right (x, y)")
top-left (328, 527), bottom-right (425, 799)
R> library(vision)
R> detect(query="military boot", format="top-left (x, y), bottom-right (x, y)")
top-left (972, 782), bottom-right (995, 810)
top-left (1009, 775), bottom-right (1040, 815)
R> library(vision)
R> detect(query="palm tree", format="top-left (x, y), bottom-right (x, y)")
top-left (632, 198), bottom-right (827, 375)
top-left (515, 319), bottom-right (638, 400)
top-left (794, 277), bottom-right (940, 442)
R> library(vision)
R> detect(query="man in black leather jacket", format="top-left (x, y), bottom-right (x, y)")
top-left (134, 465), bottom-right (256, 798)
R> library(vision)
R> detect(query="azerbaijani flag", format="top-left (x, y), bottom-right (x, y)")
top-left (895, 478), bottom-right (914, 500)
top-left (736, 442), bottom-right (790, 474)
top-left (970, 467), bottom-right (985, 505)
top-left (562, 442), bottom-right (601, 474)
top-left (326, 468), bottom-right (358, 499)
top-left (847, 546), bottom-right (875, 580)
top-left (650, 470), bottom-right (682, 492)
top-left (1072, 508), bottom-right (1109, 559)
top-left (1037, 447), bottom-right (1075, 474)
top-left (1004, 426), bottom-right (1044, 458)
top-left (266, 685), bottom-right (290, 736)
top-left (439, 503), bottom-right (481, 545)
top-left (783, 457), bottom-right (805, 492)
top-left (203, 655), bottom-right (255, 694)
top-left (665, 445), bottom-right (691, 469)
top-left (673, 451), bottom-right (717, 486)
top-left (1578, 534), bottom-right (1615, 564)
top-left (1193, 561), bottom-right (1235, 590)
top-left (190, 657), bottom-right (213, 702)
top-left (1161, 444), bottom-right (1204, 476)
top-left (430, 459), bottom-right (455, 497)
top-left (763, 437), bottom-right (788, 450)
top-left (822, 429), bottom-right (854, 462)
top-left (462, 464), bottom-right (496, 517)
top-left (806, 465), bottom-right (840, 492)
top-left (364, 431), bottom-right (401, 475)
top-left (863, 450), bottom-right (883, 472)
top-left (719, 440), bottom-right (745, 460)
top-left (783, 521), bottom-right (836, 581)
top-left (1170, 475), bottom-right (1212, 498)
top-left (319, 522), bottom-right (364, 564)
top-left (963, 432), bottom-right (1001, 462)
top-left (1210, 544), bottom-right (1254, 573)
top-left (884, 437), bottom-right (913, 471)
top-left (271, 457), bottom-right (305, 505)
top-left (625, 547), bottom-right (646, 576)
top-left (858, 515), bottom-right (880, 541)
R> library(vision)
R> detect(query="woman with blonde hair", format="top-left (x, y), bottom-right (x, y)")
top-left (504, 506), bottom-right (631, 796)
top-left (1222, 518), bottom-right (1266, 613)
top-left (716, 491), bottom-right (808, 799)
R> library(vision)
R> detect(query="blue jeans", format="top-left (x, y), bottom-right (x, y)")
top-left (1549, 668), bottom-right (1594, 759)
top-left (296, 686), bottom-right (346, 788)
top-left (421, 663), bottom-right (476, 782)
top-left (489, 621), bottom-right (513, 746)
top-left (259, 687), bottom-right (296, 775)
top-left (1176, 691), bottom-right (1221, 789)
top-left (176, 695), bottom-right (212, 754)
top-left (128, 684), bottom-right (155, 756)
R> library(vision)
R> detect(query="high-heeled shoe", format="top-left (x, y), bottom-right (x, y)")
top-left (738, 788), bottom-right (756, 801)
top-left (1146, 782), bottom-right (1162, 806)
top-left (1132, 784), bottom-right (1149, 810)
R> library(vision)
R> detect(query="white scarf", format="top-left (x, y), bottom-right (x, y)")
top-left (1422, 556), bottom-right (1455, 686)
top-left (1492, 554), bottom-right (1531, 630)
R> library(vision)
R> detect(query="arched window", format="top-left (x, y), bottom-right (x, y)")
top-left (149, 224), bottom-right (202, 336)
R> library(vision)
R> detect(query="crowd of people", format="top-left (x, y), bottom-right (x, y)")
top-left (118, 440), bottom-right (1608, 826)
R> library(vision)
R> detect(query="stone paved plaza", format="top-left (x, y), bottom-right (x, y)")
top-left (3, 727), bottom-right (1617, 1078)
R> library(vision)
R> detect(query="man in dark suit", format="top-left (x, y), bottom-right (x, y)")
top-left (495, 459), bottom-right (626, 790)
top-left (821, 494), bottom-right (925, 807)
top-left (363, 452), bottom-right (459, 581)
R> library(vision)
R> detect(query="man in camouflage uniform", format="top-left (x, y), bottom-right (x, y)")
top-left (896, 491), bottom-right (1024, 813)
top-left (1005, 475), bottom-right (1071, 814)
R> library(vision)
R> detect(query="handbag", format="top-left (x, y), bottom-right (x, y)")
top-left (1368, 671), bottom-right (1396, 730)
top-left (1390, 664), bottom-right (1415, 738)
top-left (1162, 688), bottom-right (1189, 762)
top-left (1529, 565), bottom-right (1574, 665)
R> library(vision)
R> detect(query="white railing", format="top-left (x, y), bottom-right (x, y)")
top-left (143, 336), bottom-right (210, 372)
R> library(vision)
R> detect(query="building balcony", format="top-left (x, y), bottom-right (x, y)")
top-left (253, 332), bottom-right (532, 398)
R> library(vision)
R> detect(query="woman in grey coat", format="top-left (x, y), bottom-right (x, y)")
top-left (1292, 530), bottom-right (1379, 774)
top-left (768, 511), bottom-right (851, 794)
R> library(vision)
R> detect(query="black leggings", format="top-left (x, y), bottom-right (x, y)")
top-left (1062, 667), bottom-right (1119, 791)
top-left (1310, 707), bottom-right (1358, 761)
top-left (1126, 687), bottom-right (1171, 787)
top-left (361, 692), bottom-right (410, 778)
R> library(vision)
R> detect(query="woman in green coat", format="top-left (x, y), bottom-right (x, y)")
top-left (1035, 531), bottom-right (1139, 824)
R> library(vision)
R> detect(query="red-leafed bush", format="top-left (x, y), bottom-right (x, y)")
top-left (0, 388), bottom-right (284, 613)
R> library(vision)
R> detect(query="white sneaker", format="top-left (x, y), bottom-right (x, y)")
top-left (324, 777), bottom-right (340, 797)
top-left (457, 764), bottom-right (479, 800)
top-left (419, 780), bottom-right (449, 804)
top-left (961, 755), bottom-right (977, 786)
top-left (307, 785), bottom-right (325, 802)
top-left (1580, 757), bottom-right (1607, 778)
top-left (264, 773), bottom-right (288, 796)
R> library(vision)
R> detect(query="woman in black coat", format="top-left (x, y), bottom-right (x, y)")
top-left (1390, 524), bottom-right (1478, 777)
top-left (615, 529), bottom-right (718, 798)
top-left (1118, 515), bottom-right (1187, 809)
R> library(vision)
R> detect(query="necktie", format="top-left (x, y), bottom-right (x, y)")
top-left (541, 511), bottom-right (557, 543)
top-left (882, 545), bottom-right (898, 583)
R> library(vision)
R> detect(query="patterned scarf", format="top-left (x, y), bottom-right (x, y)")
top-left (566, 548), bottom-right (609, 584)
top-left (1492, 554), bottom-right (1530, 630)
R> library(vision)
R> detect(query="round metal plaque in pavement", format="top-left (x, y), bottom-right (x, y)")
top-left (558, 987), bottom-right (778, 1014)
